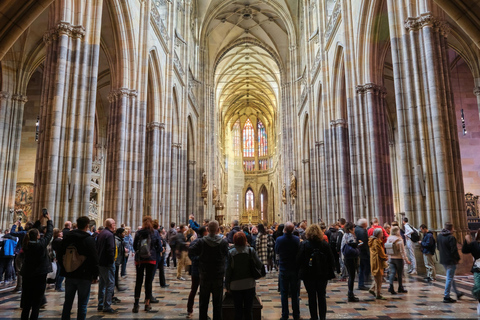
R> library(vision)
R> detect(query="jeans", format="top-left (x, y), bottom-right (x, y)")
top-left (423, 254), bottom-right (436, 279)
top-left (231, 288), bottom-right (255, 320)
top-left (134, 263), bottom-right (155, 301)
top-left (443, 264), bottom-right (459, 298)
top-left (121, 255), bottom-right (129, 277)
top-left (406, 239), bottom-right (416, 272)
top-left (61, 278), bottom-right (91, 320)
top-left (345, 258), bottom-right (356, 296)
top-left (199, 278), bottom-right (224, 320)
top-left (158, 258), bottom-right (167, 286)
top-left (21, 275), bottom-right (46, 320)
top-left (0, 256), bottom-right (14, 281)
top-left (279, 270), bottom-right (300, 319)
top-left (187, 275), bottom-right (200, 313)
top-left (358, 256), bottom-right (370, 287)
top-left (304, 279), bottom-right (328, 320)
top-left (98, 264), bottom-right (115, 310)
top-left (55, 261), bottom-right (64, 290)
top-left (389, 259), bottom-right (404, 288)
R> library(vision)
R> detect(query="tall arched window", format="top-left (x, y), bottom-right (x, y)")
top-left (243, 118), bottom-right (254, 158)
top-left (258, 120), bottom-right (267, 156)
top-left (246, 188), bottom-right (254, 210)
top-left (232, 120), bottom-right (240, 156)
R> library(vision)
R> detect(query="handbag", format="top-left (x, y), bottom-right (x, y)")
top-left (249, 247), bottom-right (266, 280)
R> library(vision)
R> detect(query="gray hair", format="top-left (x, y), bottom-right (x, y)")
top-left (357, 218), bottom-right (368, 227)
top-left (373, 228), bottom-right (383, 238)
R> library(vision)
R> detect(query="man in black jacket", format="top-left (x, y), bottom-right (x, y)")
top-left (59, 216), bottom-right (99, 320)
top-left (95, 218), bottom-right (117, 313)
top-left (189, 220), bottom-right (228, 320)
top-left (226, 220), bottom-right (241, 244)
top-left (437, 222), bottom-right (463, 303)
top-left (355, 218), bottom-right (370, 290)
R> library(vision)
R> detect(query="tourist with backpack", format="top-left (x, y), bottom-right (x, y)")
top-left (385, 226), bottom-right (410, 295)
top-left (132, 216), bottom-right (160, 313)
top-left (297, 224), bottom-right (335, 320)
top-left (355, 219), bottom-right (370, 290)
top-left (420, 224), bottom-right (436, 282)
top-left (403, 217), bottom-right (419, 275)
top-left (341, 222), bottom-right (361, 302)
top-left (326, 224), bottom-right (341, 274)
top-left (58, 216), bottom-right (99, 320)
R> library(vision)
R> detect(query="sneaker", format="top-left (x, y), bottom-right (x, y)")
top-left (457, 292), bottom-right (464, 300)
top-left (161, 284), bottom-right (170, 288)
top-left (376, 295), bottom-right (387, 300)
top-left (348, 296), bottom-right (359, 302)
top-left (186, 312), bottom-right (193, 319)
top-left (103, 308), bottom-right (118, 313)
top-left (112, 297), bottom-right (121, 304)
top-left (368, 289), bottom-right (376, 297)
top-left (409, 270), bottom-right (418, 275)
top-left (443, 297), bottom-right (456, 303)
top-left (177, 277), bottom-right (186, 281)
top-left (149, 297), bottom-right (159, 303)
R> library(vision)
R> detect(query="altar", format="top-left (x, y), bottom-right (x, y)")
top-left (240, 209), bottom-right (260, 225)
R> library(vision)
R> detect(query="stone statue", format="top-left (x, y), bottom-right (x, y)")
top-left (212, 184), bottom-right (218, 202)
top-left (290, 171), bottom-right (297, 199)
top-left (282, 184), bottom-right (287, 204)
top-left (201, 171), bottom-right (208, 193)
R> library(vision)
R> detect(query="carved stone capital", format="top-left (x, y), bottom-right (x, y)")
top-left (405, 12), bottom-right (447, 36)
top-left (331, 119), bottom-right (347, 128)
top-left (147, 121), bottom-right (165, 131)
top-left (44, 21), bottom-right (85, 43)
top-left (0, 91), bottom-right (10, 100)
top-left (356, 83), bottom-right (386, 95)
top-left (474, 87), bottom-right (480, 97)
top-left (108, 88), bottom-right (138, 103)
top-left (12, 94), bottom-right (28, 103)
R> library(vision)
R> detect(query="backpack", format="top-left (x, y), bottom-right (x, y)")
top-left (63, 244), bottom-right (86, 273)
top-left (329, 231), bottom-right (339, 248)
top-left (408, 225), bottom-right (420, 242)
top-left (306, 241), bottom-right (331, 276)
top-left (385, 239), bottom-right (400, 255)
top-left (137, 234), bottom-right (152, 259)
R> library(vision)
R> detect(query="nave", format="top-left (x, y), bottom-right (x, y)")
top-left (0, 263), bottom-right (476, 319)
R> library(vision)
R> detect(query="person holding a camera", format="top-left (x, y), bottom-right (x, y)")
top-left (20, 208), bottom-right (53, 320)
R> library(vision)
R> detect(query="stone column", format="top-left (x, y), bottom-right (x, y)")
top-left (474, 86), bottom-right (480, 119)
top-left (187, 160), bottom-right (196, 217)
top-left (169, 143), bottom-right (181, 224)
top-left (0, 93), bottom-right (27, 227)
top-left (33, 0), bottom-right (103, 226)
top-left (354, 83), bottom-right (394, 224)
top-left (333, 119), bottom-right (353, 222)
top-left (302, 159), bottom-right (312, 222)
top-left (145, 122), bottom-right (162, 218)
top-left (386, 2), bottom-right (467, 233)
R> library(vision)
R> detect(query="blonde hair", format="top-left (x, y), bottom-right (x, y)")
top-left (305, 224), bottom-right (323, 241)
top-left (390, 226), bottom-right (400, 236)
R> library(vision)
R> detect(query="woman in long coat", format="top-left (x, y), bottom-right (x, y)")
top-left (368, 228), bottom-right (388, 300)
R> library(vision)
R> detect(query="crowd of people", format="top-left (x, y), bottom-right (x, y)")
top-left (1, 212), bottom-right (480, 320)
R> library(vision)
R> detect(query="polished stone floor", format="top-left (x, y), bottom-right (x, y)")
top-left (0, 263), bottom-right (478, 319)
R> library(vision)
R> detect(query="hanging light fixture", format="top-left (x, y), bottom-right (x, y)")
top-left (461, 109), bottom-right (467, 135)
top-left (35, 116), bottom-right (40, 141)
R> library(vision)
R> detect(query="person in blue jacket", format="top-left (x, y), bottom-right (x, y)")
top-left (189, 215), bottom-right (200, 234)
top-left (0, 233), bottom-right (17, 284)
top-left (420, 224), bottom-right (436, 282)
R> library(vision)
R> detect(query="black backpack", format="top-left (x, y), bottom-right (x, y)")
top-left (408, 225), bottom-right (420, 242)
top-left (329, 231), bottom-right (339, 248)
top-left (136, 233), bottom-right (152, 259)
top-left (307, 241), bottom-right (329, 275)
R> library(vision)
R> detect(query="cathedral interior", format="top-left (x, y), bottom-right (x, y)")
top-left (0, 0), bottom-right (480, 234)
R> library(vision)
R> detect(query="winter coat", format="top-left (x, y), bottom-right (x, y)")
top-left (369, 236), bottom-right (387, 276)
top-left (437, 229), bottom-right (460, 265)
top-left (462, 240), bottom-right (480, 273)
top-left (188, 236), bottom-right (203, 277)
top-left (227, 226), bottom-right (241, 244)
top-left (296, 238), bottom-right (335, 281)
top-left (225, 246), bottom-right (263, 291)
top-left (267, 234), bottom-right (275, 259)
top-left (386, 235), bottom-right (407, 261)
top-left (20, 220), bottom-right (53, 277)
top-left (188, 234), bottom-right (229, 281)
top-left (133, 229), bottom-right (161, 264)
top-left (96, 228), bottom-right (115, 267)
top-left (58, 229), bottom-right (99, 281)
top-left (274, 233), bottom-right (300, 273)
top-left (115, 235), bottom-right (125, 266)
top-left (1, 235), bottom-right (17, 257)
top-left (256, 233), bottom-right (268, 265)
top-left (167, 228), bottom-right (177, 248)
top-left (421, 231), bottom-right (436, 255)
top-left (188, 219), bottom-right (200, 234)
top-left (355, 226), bottom-right (369, 258)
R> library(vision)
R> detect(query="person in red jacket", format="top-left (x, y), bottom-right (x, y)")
top-left (367, 218), bottom-right (389, 244)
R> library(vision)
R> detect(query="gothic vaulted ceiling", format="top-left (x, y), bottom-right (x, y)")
top-left (200, 0), bottom-right (296, 126)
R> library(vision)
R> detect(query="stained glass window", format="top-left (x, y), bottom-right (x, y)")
top-left (246, 189), bottom-right (254, 210)
top-left (258, 120), bottom-right (267, 157)
top-left (233, 120), bottom-right (240, 156)
top-left (243, 118), bottom-right (254, 158)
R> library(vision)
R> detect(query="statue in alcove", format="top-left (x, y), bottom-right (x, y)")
top-left (290, 171), bottom-right (297, 200)
top-left (212, 184), bottom-right (218, 204)
top-left (282, 184), bottom-right (287, 204)
top-left (202, 171), bottom-right (208, 193)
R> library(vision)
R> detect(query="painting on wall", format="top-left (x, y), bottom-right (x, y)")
top-left (15, 183), bottom-right (34, 222)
